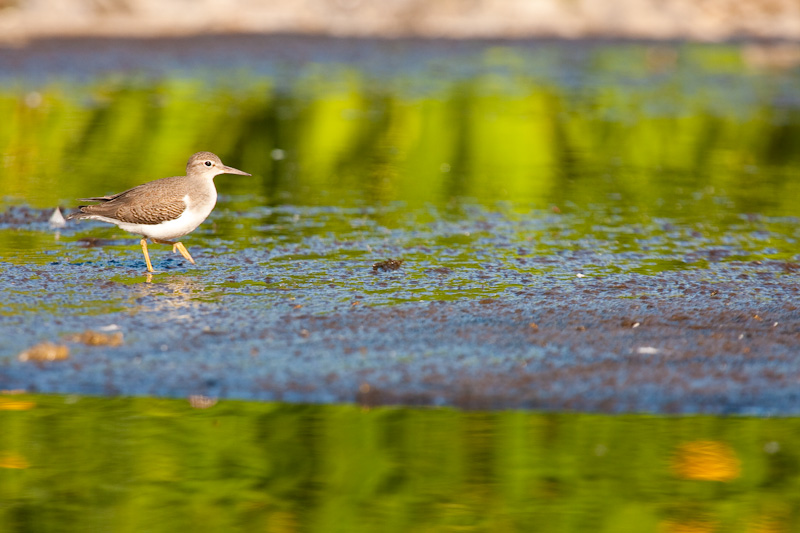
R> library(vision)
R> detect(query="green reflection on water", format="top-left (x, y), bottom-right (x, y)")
top-left (2, 44), bottom-right (800, 214)
top-left (0, 394), bottom-right (798, 532)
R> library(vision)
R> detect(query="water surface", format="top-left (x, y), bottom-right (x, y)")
top-left (1, 394), bottom-right (799, 532)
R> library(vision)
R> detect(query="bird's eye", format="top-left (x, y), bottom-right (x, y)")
top-left (204, 161), bottom-right (212, 167)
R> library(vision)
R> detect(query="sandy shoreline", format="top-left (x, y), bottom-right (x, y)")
top-left (1, 0), bottom-right (799, 44)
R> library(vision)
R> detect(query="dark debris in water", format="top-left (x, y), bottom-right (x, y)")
top-left (372, 258), bottom-right (404, 272)
top-left (76, 237), bottom-right (117, 248)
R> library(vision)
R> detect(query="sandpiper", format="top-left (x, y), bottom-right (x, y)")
top-left (68, 151), bottom-right (251, 272)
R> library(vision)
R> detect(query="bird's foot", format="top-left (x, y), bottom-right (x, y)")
top-left (172, 242), bottom-right (196, 265)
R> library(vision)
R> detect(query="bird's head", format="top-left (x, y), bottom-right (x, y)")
top-left (187, 151), bottom-right (251, 178)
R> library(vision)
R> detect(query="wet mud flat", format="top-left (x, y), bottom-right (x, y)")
top-left (2, 207), bottom-right (799, 415)
top-left (341, 270), bottom-right (800, 414)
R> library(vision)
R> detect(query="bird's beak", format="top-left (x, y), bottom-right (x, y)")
top-left (222, 165), bottom-right (251, 176)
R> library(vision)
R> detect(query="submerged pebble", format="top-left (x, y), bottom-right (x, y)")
top-left (18, 342), bottom-right (69, 362)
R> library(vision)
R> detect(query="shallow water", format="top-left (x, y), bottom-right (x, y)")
top-left (2, 40), bottom-right (800, 406)
top-left (2, 394), bottom-right (800, 532)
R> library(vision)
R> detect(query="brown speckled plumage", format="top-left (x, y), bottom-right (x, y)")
top-left (70, 175), bottom-right (209, 224)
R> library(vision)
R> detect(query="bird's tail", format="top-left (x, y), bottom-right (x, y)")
top-left (67, 194), bottom-right (117, 220)
top-left (66, 208), bottom-right (91, 221)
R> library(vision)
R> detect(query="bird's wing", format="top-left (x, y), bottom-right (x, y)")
top-left (74, 177), bottom-right (189, 224)
top-left (111, 198), bottom-right (188, 224)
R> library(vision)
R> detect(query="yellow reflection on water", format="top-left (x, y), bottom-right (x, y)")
top-left (0, 452), bottom-right (29, 469)
top-left (672, 440), bottom-right (741, 482)
top-left (0, 397), bottom-right (36, 410)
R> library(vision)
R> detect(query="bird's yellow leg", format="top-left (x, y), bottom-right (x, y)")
top-left (140, 238), bottom-right (154, 272)
top-left (153, 238), bottom-right (195, 265)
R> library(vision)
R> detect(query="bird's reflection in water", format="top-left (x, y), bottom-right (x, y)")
top-left (132, 273), bottom-right (221, 321)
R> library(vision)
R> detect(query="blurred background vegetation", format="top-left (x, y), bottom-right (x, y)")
top-left (2, 43), bottom-right (799, 218)
top-left (1, 394), bottom-right (799, 532)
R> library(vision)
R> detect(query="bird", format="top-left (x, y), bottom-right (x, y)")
top-left (68, 151), bottom-right (251, 272)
